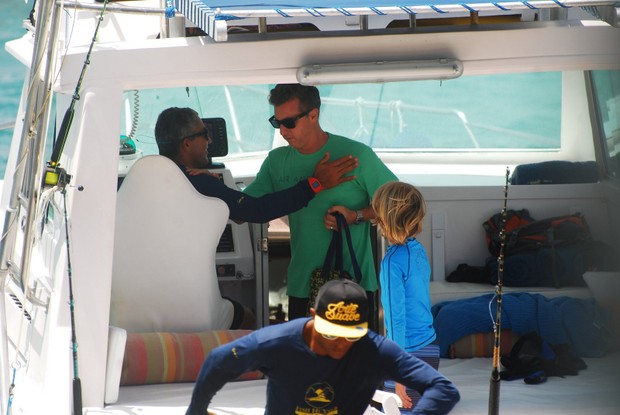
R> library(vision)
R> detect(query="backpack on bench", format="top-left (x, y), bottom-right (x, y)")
top-left (482, 210), bottom-right (609, 287)
top-left (483, 209), bottom-right (590, 257)
top-left (500, 332), bottom-right (587, 384)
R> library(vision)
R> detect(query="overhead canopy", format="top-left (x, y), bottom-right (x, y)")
top-left (173, 0), bottom-right (619, 41)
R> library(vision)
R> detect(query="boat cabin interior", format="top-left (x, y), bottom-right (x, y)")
top-left (1, 1), bottom-right (619, 414)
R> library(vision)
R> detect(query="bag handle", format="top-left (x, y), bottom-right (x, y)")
top-left (320, 227), bottom-right (340, 277)
top-left (335, 213), bottom-right (362, 283)
top-left (320, 213), bottom-right (363, 284)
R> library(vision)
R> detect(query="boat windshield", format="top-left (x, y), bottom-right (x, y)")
top-left (119, 69), bottom-right (620, 183)
top-left (121, 71), bottom-right (563, 157)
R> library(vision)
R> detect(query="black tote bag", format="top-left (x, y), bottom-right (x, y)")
top-left (307, 213), bottom-right (362, 315)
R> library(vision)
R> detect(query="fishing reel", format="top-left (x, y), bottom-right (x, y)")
top-left (44, 162), bottom-right (72, 190)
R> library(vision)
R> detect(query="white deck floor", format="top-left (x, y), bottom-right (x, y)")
top-left (93, 351), bottom-right (620, 414)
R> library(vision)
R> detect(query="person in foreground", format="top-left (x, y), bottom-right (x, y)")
top-left (372, 181), bottom-right (439, 413)
top-left (185, 279), bottom-right (460, 415)
top-left (154, 107), bottom-right (358, 223)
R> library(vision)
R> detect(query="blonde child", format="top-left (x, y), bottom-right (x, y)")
top-left (372, 181), bottom-right (439, 413)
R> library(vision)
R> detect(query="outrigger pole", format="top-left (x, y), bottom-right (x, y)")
top-left (488, 167), bottom-right (509, 415)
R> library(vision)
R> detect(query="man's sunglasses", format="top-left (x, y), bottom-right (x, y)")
top-left (268, 109), bottom-right (312, 129)
top-left (321, 333), bottom-right (362, 342)
top-left (182, 128), bottom-right (210, 141)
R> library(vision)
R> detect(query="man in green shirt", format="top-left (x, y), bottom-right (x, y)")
top-left (244, 84), bottom-right (397, 322)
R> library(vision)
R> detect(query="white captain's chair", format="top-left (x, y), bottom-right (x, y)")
top-left (110, 155), bottom-right (234, 333)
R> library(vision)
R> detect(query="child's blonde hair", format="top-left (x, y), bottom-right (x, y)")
top-left (371, 181), bottom-right (426, 245)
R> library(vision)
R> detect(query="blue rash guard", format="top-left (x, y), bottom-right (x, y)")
top-left (180, 165), bottom-right (315, 223)
top-left (381, 238), bottom-right (436, 352)
top-left (186, 318), bottom-right (460, 415)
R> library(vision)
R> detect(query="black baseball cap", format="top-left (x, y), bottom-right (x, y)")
top-left (313, 279), bottom-right (368, 339)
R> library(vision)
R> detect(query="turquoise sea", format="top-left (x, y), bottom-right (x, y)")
top-left (1, 1), bottom-right (32, 177)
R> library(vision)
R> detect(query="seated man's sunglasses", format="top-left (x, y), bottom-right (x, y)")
top-left (182, 128), bottom-right (211, 142)
top-left (268, 108), bottom-right (312, 129)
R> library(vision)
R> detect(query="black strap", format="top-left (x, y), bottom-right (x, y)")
top-left (337, 213), bottom-right (362, 283)
top-left (320, 213), bottom-right (362, 283)
top-left (320, 227), bottom-right (340, 277)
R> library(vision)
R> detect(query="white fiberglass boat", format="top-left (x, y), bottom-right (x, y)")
top-left (1, 1), bottom-right (619, 414)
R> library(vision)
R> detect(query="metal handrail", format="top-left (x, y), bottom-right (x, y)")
top-left (59, 0), bottom-right (167, 15)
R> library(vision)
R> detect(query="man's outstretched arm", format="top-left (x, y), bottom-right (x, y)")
top-left (185, 153), bottom-right (358, 223)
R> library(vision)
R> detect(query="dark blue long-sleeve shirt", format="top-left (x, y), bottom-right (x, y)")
top-left (180, 165), bottom-right (315, 223)
top-left (186, 318), bottom-right (460, 415)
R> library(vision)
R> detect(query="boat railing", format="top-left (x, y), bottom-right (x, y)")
top-left (320, 96), bottom-right (481, 149)
top-left (310, 96), bottom-right (553, 151)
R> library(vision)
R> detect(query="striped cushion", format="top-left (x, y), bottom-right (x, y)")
top-left (121, 330), bottom-right (262, 385)
top-left (448, 330), bottom-right (519, 358)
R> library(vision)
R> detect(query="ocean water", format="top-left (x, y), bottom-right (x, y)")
top-left (0, 1), bottom-right (32, 177)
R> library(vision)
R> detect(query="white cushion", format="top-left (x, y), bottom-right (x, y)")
top-left (104, 326), bottom-right (127, 404)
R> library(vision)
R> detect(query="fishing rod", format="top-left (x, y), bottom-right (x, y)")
top-left (488, 166), bottom-right (509, 415)
top-left (44, 1), bottom-right (110, 411)
top-left (44, 0), bottom-right (110, 187)
top-left (60, 173), bottom-right (82, 415)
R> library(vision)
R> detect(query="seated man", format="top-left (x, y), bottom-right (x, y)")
top-left (186, 279), bottom-right (460, 415)
top-left (155, 107), bottom-right (358, 223)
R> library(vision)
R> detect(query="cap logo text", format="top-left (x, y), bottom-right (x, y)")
top-left (325, 301), bottom-right (360, 323)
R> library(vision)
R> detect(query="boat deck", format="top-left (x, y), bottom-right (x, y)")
top-left (93, 352), bottom-right (620, 414)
